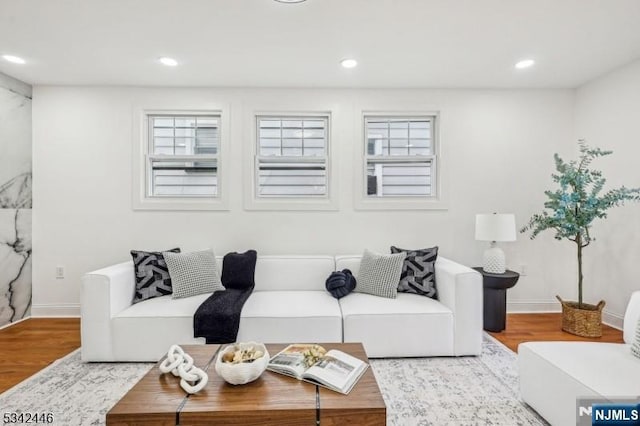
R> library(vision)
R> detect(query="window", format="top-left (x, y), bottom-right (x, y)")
top-left (256, 116), bottom-right (329, 197)
top-left (133, 108), bottom-right (229, 211)
top-left (147, 115), bottom-right (219, 197)
top-left (365, 116), bottom-right (436, 198)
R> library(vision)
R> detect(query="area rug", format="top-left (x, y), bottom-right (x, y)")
top-left (0, 334), bottom-right (546, 425)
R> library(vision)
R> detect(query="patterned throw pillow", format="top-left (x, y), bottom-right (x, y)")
top-left (632, 318), bottom-right (640, 359)
top-left (391, 246), bottom-right (439, 299)
top-left (355, 249), bottom-right (406, 299)
top-left (130, 248), bottom-right (180, 304)
top-left (164, 249), bottom-right (224, 299)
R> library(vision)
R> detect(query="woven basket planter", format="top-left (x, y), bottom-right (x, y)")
top-left (556, 295), bottom-right (605, 337)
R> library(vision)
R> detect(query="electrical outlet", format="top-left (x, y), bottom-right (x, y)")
top-left (55, 266), bottom-right (65, 279)
top-left (519, 264), bottom-right (528, 276)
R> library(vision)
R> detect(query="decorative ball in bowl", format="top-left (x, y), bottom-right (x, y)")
top-left (214, 342), bottom-right (270, 385)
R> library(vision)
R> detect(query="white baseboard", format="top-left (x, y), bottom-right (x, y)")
top-left (602, 310), bottom-right (624, 330)
top-left (506, 300), bottom-right (561, 313)
top-left (507, 300), bottom-right (623, 330)
top-left (0, 316), bottom-right (30, 330)
top-left (31, 303), bottom-right (80, 317)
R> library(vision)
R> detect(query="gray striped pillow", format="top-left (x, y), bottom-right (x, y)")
top-left (632, 318), bottom-right (640, 359)
top-left (355, 249), bottom-right (406, 299)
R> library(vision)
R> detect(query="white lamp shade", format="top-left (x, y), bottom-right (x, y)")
top-left (475, 213), bottom-right (516, 242)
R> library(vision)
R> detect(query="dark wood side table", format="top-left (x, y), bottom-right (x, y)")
top-left (472, 267), bottom-right (520, 332)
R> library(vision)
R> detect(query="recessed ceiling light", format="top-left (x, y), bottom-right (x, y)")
top-left (274, 0), bottom-right (307, 3)
top-left (158, 57), bottom-right (178, 67)
top-left (341, 58), bottom-right (358, 69)
top-left (2, 55), bottom-right (26, 64)
top-left (515, 59), bottom-right (535, 69)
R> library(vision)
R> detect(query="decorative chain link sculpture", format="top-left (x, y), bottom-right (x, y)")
top-left (159, 344), bottom-right (208, 394)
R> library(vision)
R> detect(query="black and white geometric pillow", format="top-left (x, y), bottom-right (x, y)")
top-left (130, 248), bottom-right (180, 304)
top-left (391, 246), bottom-right (438, 299)
top-left (355, 249), bottom-right (406, 299)
top-left (164, 249), bottom-right (225, 299)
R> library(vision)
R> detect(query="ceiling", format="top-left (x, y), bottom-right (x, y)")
top-left (1, 0), bottom-right (639, 89)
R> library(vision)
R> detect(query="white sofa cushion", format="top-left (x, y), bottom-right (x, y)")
top-left (339, 292), bottom-right (454, 357)
top-left (238, 290), bottom-right (342, 343)
top-left (521, 341), bottom-right (640, 396)
top-left (519, 341), bottom-right (640, 426)
top-left (112, 293), bottom-right (211, 361)
top-left (254, 256), bottom-right (335, 292)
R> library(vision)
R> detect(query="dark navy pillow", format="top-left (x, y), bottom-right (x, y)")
top-left (325, 269), bottom-right (356, 299)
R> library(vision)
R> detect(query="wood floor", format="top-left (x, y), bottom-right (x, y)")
top-left (489, 313), bottom-right (624, 352)
top-left (0, 318), bottom-right (80, 394)
top-left (0, 314), bottom-right (624, 394)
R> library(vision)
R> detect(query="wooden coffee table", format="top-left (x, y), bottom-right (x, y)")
top-left (107, 343), bottom-right (386, 426)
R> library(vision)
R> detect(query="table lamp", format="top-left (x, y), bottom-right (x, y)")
top-left (475, 213), bottom-right (516, 274)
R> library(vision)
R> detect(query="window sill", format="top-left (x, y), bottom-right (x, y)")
top-left (244, 197), bottom-right (338, 212)
top-left (354, 197), bottom-right (448, 211)
top-left (133, 196), bottom-right (230, 211)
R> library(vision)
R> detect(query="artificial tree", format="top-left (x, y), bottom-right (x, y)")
top-left (521, 141), bottom-right (640, 309)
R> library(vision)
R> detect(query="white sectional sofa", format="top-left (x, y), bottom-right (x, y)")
top-left (81, 255), bottom-right (482, 362)
top-left (519, 291), bottom-right (640, 426)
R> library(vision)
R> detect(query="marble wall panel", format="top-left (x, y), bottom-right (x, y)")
top-left (0, 73), bottom-right (32, 327)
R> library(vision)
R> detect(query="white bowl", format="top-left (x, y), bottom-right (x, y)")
top-left (214, 342), bottom-right (270, 385)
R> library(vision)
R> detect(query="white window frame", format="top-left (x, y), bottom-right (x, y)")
top-left (355, 111), bottom-right (447, 210)
top-left (133, 108), bottom-right (230, 211)
top-left (244, 111), bottom-right (338, 211)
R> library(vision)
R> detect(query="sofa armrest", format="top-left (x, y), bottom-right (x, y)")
top-left (436, 257), bottom-right (483, 356)
top-left (80, 261), bottom-right (135, 361)
top-left (623, 291), bottom-right (640, 343)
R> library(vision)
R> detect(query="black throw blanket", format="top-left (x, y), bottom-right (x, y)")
top-left (193, 250), bottom-right (257, 344)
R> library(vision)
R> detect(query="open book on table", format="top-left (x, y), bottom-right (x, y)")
top-left (267, 344), bottom-right (368, 395)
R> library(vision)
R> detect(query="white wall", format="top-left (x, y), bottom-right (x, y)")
top-left (31, 86), bottom-right (577, 316)
top-left (575, 59), bottom-right (640, 328)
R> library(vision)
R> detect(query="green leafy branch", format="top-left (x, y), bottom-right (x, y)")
top-left (520, 141), bottom-right (640, 307)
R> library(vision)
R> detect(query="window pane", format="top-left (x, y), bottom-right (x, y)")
top-left (175, 128), bottom-right (195, 137)
top-left (389, 128), bottom-right (409, 138)
top-left (260, 120), bottom-right (282, 128)
top-left (257, 116), bottom-right (327, 158)
top-left (282, 120), bottom-right (302, 128)
top-left (153, 117), bottom-right (174, 127)
top-left (283, 139), bottom-right (303, 149)
top-left (304, 139), bottom-right (325, 149)
top-left (303, 120), bottom-right (325, 128)
top-left (282, 128), bottom-right (303, 138)
top-left (260, 128), bottom-right (282, 138)
top-left (260, 148), bottom-right (281, 156)
top-left (409, 127), bottom-right (430, 139)
top-left (282, 148), bottom-right (303, 156)
top-left (151, 114), bottom-right (219, 157)
top-left (151, 160), bottom-right (217, 197)
top-left (174, 117), bottom-right (196, 127)
top-left (258, 162), bottom-right (326, 196)
top-left (366, 160), bottom-right (432, 197)
top-left (197, 117), bottom-right (218, 126)
top-left (154, 128), bottom-right (174, 137)
top-left (302, 128), bottom-right (325, 138)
